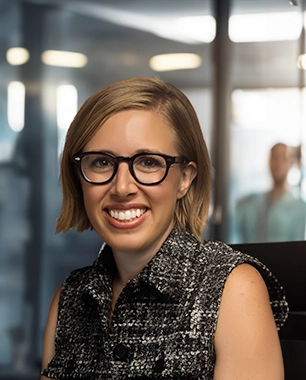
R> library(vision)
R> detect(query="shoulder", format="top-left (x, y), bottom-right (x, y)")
top-left (216, 264), bottom-right (272, 331)
top-left (59, 265), bottom-right (94, 295)
top-left (294, 195), bottom-right (306, 208)
top-left (197, 244), bottom-right (267, 300)
top-left (237, 192), bottom-right (264, 207)
top-left (201, 240), bottom-right (250, 269)
top-left (284, 190), bottom-right (305, 204)
top-left (214, 264), bottom-right (284, 379)
top-left (191, 240), bottom-right (255, 278)
top-left (219, 263), bottom-right (268, 307)
top-left (200, 241), bottom-right (288, 328)
top-left (41, 286), bottom-right (62, 373)
top-left (64, 265), bottom-right (93, 283)
top-left (48, 265), bottom-right (98, 324)
top-left (46, 285), bottom-right (62, 328)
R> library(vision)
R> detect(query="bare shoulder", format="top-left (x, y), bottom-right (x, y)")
top-left (40, 286), bottom-right (62, 380)
top-left (215, 263), bottom-right (273, 344)
top-left (50, 285), bottom-right (62, 308)
top-left (223, 263), bottom-right (269, 300)
top-left (46, 285), bottom-right (62, 330)
top-left (214, 263), bottom-right (284, 380)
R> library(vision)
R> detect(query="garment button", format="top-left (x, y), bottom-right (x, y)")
top-left (154, 358), bottom-right (165, 373)
top-left (113, 343), bottom-right (129, 360)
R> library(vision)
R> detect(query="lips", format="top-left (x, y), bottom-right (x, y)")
top-left (108, 208), bottom-right (146, 221)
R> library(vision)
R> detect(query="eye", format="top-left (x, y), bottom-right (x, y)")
top-left (134, 155), bottom-right (165, 172)
top-left (84, 154), bottom-right (114, 172)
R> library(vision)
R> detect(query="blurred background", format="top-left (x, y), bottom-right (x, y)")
top-left (1, 0), bottom-right (306, 378)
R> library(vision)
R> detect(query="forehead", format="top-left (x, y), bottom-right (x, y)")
top-left (84, 109), bottom-right (178, 154)
top-left (270, 144), bottom-right (288, 158)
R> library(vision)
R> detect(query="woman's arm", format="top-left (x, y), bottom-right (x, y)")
top-left (214, 263), bottom-right (284, 380)
top-left (40, 286), bottom-right (62, 380)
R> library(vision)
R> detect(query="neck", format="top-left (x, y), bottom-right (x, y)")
top-left (112, 247), bottom-right (156, 286)
top-left (109, 225), bottom-right (174, 308)
top-left (111, 248), bottom-right (157, 311)
top-left (111, 225), bottom-right (174, 285)
top-left (269, 182), bottom-right (288, 201)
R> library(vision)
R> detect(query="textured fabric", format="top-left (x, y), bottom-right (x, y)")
top-left (42, 228), bottom-right (288, 379)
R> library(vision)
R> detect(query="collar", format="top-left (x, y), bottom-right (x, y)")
top-left (88, 227), bottom-right (205, 303)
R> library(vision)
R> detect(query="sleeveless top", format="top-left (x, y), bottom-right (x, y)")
top-left (42, 227), bottom-right (288, 379)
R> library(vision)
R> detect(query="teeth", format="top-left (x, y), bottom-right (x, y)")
top-left (109, 208), bottom-right (145, 221)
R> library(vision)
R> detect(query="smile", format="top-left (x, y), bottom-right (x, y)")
top-left (108, 208), bottom-right (146, 221)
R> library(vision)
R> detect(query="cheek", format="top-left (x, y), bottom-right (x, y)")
top-left (157, 179), bottom-right (182, 210)
top-left (81, 184), bottom-right (103, 213)
top-left (82, 192), bottom-right (94, 220)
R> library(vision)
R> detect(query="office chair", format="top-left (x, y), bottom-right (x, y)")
top-left (231, 240), bottom-right (306, 380)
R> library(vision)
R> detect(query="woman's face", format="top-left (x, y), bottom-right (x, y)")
top-left (80, 109), bottom-right (196, 258)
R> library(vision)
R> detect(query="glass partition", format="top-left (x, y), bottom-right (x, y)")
top-left (227, 0), bottom-right (306, 244)
top-left (229, 88), bottom-right (306, 243)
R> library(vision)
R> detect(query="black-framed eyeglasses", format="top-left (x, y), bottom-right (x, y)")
top-left (73, 151), bottom-right (189, 186)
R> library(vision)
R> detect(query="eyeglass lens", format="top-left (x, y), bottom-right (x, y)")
top-left (81, 153), bottom-right (168, 184)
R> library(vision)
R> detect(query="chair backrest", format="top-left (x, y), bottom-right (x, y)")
top-left (230, 240), bottom-right (306, 380)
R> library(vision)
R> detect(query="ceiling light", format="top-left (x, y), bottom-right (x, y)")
top-left (297, 54), bottom-right (306, 70)
top-left (56, 85), bottom-right (78, 130)
top-left (150, 53), bottom-right (202, 72)
top-left (176, 15), bottom-right (216, 43)
top-left (41, 50), bottom-right (88, 68)
top-left (7, 81), bottom-right (25, 132)
top-left (65, 3), bottom-right (215, 44)
top-left (229, 12), bottom-right (302, 43)
top-left (6, 47), bottom-right (30, 65)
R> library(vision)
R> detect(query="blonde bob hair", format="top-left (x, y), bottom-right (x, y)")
top-left (56, 77), bottom-right (211, 242)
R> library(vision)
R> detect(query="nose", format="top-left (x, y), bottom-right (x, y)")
top-left (111, 162), bottom-right (138, 197)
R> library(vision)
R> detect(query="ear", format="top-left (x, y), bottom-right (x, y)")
top-left (177, 161), bottom-right (197, 200)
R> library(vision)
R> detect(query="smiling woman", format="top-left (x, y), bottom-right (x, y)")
top-left (77, 108), bottom-right (197, 257)
top-left (41, 77), bottom-right (288, 380)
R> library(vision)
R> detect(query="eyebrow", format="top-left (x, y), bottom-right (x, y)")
top-left (83, 148), bottom-right (165, 155)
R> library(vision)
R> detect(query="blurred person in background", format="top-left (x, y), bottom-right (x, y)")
top-left (235, 142), bottom-right (306, 243)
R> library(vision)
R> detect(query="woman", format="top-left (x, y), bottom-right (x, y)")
top-left (41, 77), bottom-right (288, 379)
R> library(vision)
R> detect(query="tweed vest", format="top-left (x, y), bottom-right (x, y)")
top-left (42, 228), bottom-right (288, 379)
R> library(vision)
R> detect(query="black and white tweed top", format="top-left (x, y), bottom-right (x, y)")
top-left (42, 227), bottom-right (288, 379)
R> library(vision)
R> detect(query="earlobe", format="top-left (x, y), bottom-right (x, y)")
top-left (177, 162), bottom-right (197, 199)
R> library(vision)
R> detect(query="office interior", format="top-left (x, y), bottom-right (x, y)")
top-left (0, 0), bottom-right (306, 378)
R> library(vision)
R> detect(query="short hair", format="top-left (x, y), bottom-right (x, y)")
top-left (56, 77), bottom-right (211, 242)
